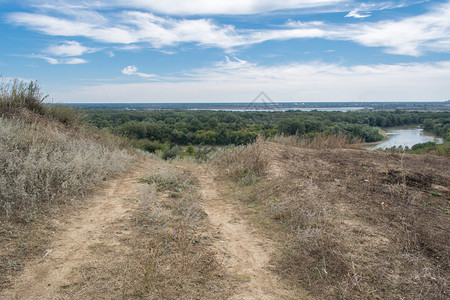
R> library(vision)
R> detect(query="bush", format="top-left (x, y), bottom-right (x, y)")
top-left (162, 145), bottom-right (181, 160)
top-left (44, 104), bottom-right (84, 127)
top-left (132, 139), bottom-right (164, 153)
top-left (331, 122), bottom-right (383, 142)
top-left (0, 79), bottom-right (47, 115)
top-left (1, 78), bottom-right (84, 127)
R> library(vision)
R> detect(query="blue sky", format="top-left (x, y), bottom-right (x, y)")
top-left (1, 0), bottom-right (450, 102)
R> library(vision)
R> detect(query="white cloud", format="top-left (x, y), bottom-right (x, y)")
top-left (121, 65), bottom-right (138, 75)
top-left (8, 13), bottom-right (138, 43)
top-left (46, 41), bottom-right (95, 56)
top-left (64, 58), bottom-right (88, 64)
top-left (121, 65), bottom-right (156, 78)
top-left (33, 54), bottom-right (88, 64)
top-left (343, 1), bottom-right (426, 19)
top-left (23, 0), bottom-right (428, 16)
top-left (7, 11), bottom-right (326, 49)
top-left (345, 10), bottom-right (371, 18)
top-left (339, 2), bottom-right (450, 55)
top-left (290, 1), bottom-right (450, 56)
top-left (7, 1), bottom-right (450, 56)
top-left (51, 58), bottom-right (450, 102)
top-left (70, 0), bottom-right (348, 15)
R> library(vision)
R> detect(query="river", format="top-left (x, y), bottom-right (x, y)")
top-left (188, 107), bottom-right (369, 112)
top-left (367, 126), bottom-right (443, 150)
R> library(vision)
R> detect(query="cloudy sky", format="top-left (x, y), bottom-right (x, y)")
top-left (1, 0), bottom-right (450, 102)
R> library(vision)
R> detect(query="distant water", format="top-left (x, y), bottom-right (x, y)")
top-left (188, 107), bottom-right (369, 112)
top-left (368, 127), bottom-right (443, 150)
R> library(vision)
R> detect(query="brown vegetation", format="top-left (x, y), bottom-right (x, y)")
top-left (0, 80), bottom-right (135, 291)
top-left (119, 165), bottom-right (233, 299)
top-left (271, 132), bottom-right (362, 149)
top-left (215, 137), bottom-right (449, 299)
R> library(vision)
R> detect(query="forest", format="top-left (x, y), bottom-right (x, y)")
top-left (82, 109), bottom-right (450, 154)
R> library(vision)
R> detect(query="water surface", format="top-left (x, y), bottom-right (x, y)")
top-left (188, 107), bottom-right (369, 112)
top-left (368, 127), bottom-right (443, 150)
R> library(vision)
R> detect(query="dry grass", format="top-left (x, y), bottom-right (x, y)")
top-left (120, 166), bottom-right (232, 299)
top-left (1, 78), bottom-right (83, 127)
top-left (54, 165), bottom-right (233, 299)
top-left (0, 79), bottom-right (47, 115)
top-left (271, 133), bottom-right (362, 149)
top-left (1, 78), bottom-right (134, 223)
top-left (139, 167), bottom-right (195, 194)
top-left (213, 136), bottom-right (269, 185)
top-left (216, 139), bottom-right (449, 299)
top-left (0, 115), bottom-right (134, 222)
top-left (0, 88), bottom-right (135, 291)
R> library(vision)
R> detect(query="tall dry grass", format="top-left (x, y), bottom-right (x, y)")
top-left (271, 132), bottom-right (361, 149)
top-left (0, 116), bottom-right (134, 222)
top-left (0, 79), bottom-right (47, 115)
top-left (1, 78), bottom-right (84, 127)
top-left (213, 136), bottom-right (268, 185)
top-left (0, 79), bottom-right (135, 222)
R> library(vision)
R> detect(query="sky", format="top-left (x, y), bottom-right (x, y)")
top-left (1, 0), bottom-right (450, 103)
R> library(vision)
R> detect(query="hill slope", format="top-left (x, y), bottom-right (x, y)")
top-left (1, 106), bottom-right (448, 299)
top-left (215, 140), bottom-right (449, 299)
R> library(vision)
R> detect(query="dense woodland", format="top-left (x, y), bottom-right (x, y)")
top-left (83, 109), bottom-right (450, 153)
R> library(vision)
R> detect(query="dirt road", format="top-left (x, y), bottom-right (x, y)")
top-left (0, 161), bottom-right (153, 299)
top-left (2, 161), bottom-right (295, 299)
top-left (191, 164), bottom-right (295, 299)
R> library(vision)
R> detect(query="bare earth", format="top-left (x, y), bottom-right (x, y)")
top-left (0, 161), bottom-right (153, 299)
top-left (1, 161), bottom-right (294, 299)
top-left (191, 164), bottom-right (295, 300)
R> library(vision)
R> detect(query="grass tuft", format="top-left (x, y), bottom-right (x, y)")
top-left (0, 79), bottom-right (47, 115)
top-left (213, 135), bottom-right (268, 185)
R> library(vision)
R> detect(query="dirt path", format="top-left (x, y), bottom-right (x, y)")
top-left (192, 164), bottom-right (295, 300)
top-left (2, 160), bottom-right (295, 299)
top-left (0, 160), bottom-right (153, 299)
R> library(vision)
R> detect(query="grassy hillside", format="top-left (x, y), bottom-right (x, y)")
top-left (0, 80), bottom-right (135, 222)
top-left (215, 137), bottom-right (449, 299)
top-left (1, 79), bottom-right (448, 298)
top-left (0, 80), bottom-right (136, 287)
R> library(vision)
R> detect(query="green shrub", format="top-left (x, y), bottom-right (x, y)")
top-left (132, 139), bottom-right (164, 153)
top-left (162, 145), bottom-right (181, 160)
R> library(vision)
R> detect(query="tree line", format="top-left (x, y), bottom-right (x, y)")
top-left (82, 109), bottom-right (450, 151)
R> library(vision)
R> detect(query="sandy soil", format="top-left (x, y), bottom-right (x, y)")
top-left (0, 161), bottom-right (154, 299)
top-left (191, 164), bottom-right (295, 300)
